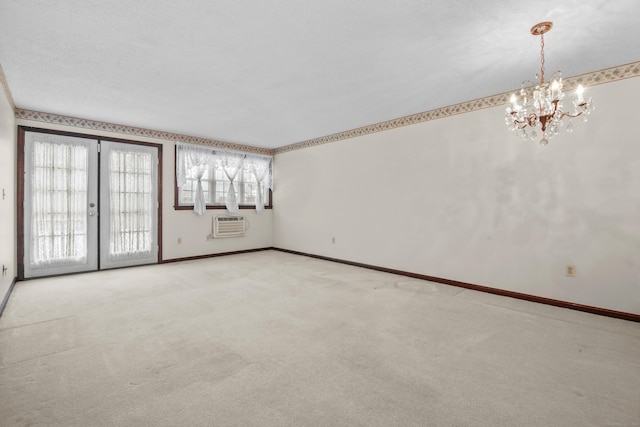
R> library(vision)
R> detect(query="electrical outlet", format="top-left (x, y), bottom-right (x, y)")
top-left (177, 237), bottom-right (182, 244)
top-left (331, 237), bottom-right (335, 244)
top-left (566, 265), bottom-right (576, 277)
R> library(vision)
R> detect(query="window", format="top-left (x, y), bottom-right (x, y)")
top-left (178, 163), bottom-right (268, 206)
top-left (175, 143), bottom-right (272, 214)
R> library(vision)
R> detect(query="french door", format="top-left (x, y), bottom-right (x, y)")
top-left (23, 131), bottom-right (159, 278)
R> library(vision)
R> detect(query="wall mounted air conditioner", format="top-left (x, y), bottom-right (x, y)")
top-left (211, 215), bottom-right (247, 238)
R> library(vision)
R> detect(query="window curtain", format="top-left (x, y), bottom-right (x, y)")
top-left (30, 137), bottom-right (89, 267)
top-left (108, 145), bottom-right (154, 260)
top-left (176, 143), bottom-right (215, 215)
top-left (246, 155), bottom-right (272, 212)
top-left (218, 152), bottom-right (245, 213)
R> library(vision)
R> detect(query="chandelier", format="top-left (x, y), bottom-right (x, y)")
top-left (505, 22), bottom-right (594, 146)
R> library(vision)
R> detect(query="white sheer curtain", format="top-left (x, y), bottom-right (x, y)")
top-left (176, 143), bottom-right (215, 215)
top-left (108, 145), bottom-right (154, 260)
top-left (30, 138), bottom-right (89, 266)
top-left (246, 155), bottom-right (272, 212)
top-left (218, 152), bottom-right (245, 213)
top-left (176, 143), bottom-right (273, 214)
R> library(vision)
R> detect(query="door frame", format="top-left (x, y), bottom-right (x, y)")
top-left (17, 126), bottom-right (163, 280)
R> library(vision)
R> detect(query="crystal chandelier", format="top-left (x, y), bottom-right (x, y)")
top-left (505, 22), bottom-right (594, 146)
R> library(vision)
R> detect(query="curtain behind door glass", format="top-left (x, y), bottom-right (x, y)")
top-left (31, 140), bottom-right (88, 266)
top-left (108, 147), bottom-right (154, 260)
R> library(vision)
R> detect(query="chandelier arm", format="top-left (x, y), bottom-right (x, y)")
top-left (512, 121), bottom-right (529, 130)
top-left (557, 110), bottom-right (585, 120)
top-left (508, 112), bottom-right (530, 130)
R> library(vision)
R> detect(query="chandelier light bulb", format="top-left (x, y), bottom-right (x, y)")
top-left (505, 22), bottom-right (594, 146)
top-left (576, 84), bottom-right (585, 102)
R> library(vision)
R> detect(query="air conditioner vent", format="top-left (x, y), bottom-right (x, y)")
top-left (211, 215), bottom-right (246, 238)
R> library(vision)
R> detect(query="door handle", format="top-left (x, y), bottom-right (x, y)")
top-left (89, 211), bottom-right (96, 217)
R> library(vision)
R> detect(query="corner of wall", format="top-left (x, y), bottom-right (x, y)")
top-left (0, 63), bottom-right (17, 314)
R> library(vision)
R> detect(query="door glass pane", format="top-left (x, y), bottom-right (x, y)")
top-left (31, 140), bottom-right (89, 266)
top-left (108, 148), bottom-right (154, 261)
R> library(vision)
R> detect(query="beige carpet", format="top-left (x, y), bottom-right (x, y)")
top-left (1, 250), bottom-right (639, 426)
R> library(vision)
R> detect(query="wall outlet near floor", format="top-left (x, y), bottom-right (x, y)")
top-left (566, 265), bottom-right (576, 277)
top-left (178, 237), bottom-right (182, 244)
top-left (331, 237), bottom-right (335, 244)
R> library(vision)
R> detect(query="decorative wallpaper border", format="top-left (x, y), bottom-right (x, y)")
top-left (13, 61), bottom-right (640, 155)
top-left (275, 61), bottom-right (640, 154)
top-left (15, 109), bottom-right (274, 156)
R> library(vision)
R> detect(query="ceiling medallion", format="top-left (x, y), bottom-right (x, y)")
top-left (505, 22), bottom-right (594, 146)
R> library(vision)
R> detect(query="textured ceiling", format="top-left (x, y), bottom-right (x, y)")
top-left (1, 0), bottom-right (639, 149)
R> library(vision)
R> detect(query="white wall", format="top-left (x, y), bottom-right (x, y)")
top-left (0, 80), bottom-right (16, 299)
top-left (15, 120), bottom-right (273, 261)
top-left (273, 77), bottom-right (640, 314)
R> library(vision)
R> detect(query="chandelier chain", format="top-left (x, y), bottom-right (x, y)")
top-left (539, 32), bottom-right (545, 84)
